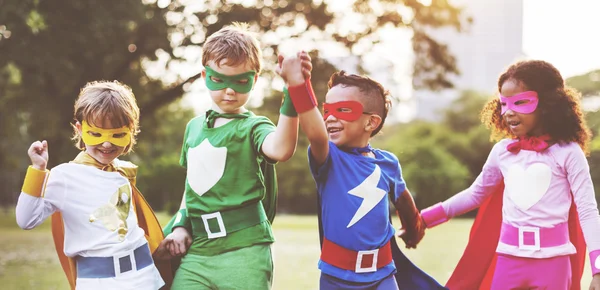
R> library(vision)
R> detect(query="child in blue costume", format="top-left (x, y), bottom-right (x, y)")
top-left (278, 53), bottom-right (446, 290)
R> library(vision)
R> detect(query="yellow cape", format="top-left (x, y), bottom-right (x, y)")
top-left (51, 152), bottom-right (172, 289)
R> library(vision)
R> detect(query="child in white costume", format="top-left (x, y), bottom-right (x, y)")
top-left (16, 81), bottom-right (168, 290)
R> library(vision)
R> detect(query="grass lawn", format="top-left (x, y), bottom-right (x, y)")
top-left (0, 210), bottom-right (592, 289)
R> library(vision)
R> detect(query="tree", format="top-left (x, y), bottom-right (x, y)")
top-left (0, 0), bottom-right (469, 210)
top-left (567, 69), bottom-right (600, 202)
top-left (566, 69), bottom-right (600, 97)
top-left (373, 89), bottom-right (494, 211)
top-left (440, 90), bottom-right (494, 178)
top-left (377, 121), bottom-right (471, 208)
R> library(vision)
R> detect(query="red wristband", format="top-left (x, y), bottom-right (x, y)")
top-left (287, 80), bottom-right (317, 113)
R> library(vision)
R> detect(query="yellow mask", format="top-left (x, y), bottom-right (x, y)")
top-left (81, 120), bottom-right (132, 147)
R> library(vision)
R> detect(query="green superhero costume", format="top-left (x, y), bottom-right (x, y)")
top-left (163, 109), bottom-right (278, 288)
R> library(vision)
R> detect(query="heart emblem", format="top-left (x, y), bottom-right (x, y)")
top-left (505, 163), bottom-right (551, 210)
top-left (187, 139), bottom-right (227, 196)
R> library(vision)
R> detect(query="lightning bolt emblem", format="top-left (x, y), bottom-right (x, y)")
top-left (347, 165), bottom-right (386, 228)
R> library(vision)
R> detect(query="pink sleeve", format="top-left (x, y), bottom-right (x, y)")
top-left (564, 145), bottom-right (600, 275)
top-left (422, 142), bottom-right (504, 227)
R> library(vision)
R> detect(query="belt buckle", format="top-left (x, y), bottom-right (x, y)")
top-left (518, 226), bottom-right (541, 251)
top-left (113, 251), bottom-right (136, 277)
top-left (201, 212), bottom-right (227, 239)
top-left (355, 249), bottom-right (378, 273)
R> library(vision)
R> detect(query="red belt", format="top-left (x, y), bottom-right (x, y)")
top-left (321, 238), bottom-right (393, 273)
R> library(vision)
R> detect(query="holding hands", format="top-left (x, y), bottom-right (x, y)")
top-left (276, 51), bottom-right (313, 86)
top-left (154, 227), bottom-right (192, 261)
top-left (398, 212), bottom-right (426, 249)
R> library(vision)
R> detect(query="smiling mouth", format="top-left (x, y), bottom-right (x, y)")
top-left (327, 127), bottom-right (342, 133)
top-left (507, 120), bottom-right (521, 127)
top-left (98, 148), bottom-right (116, 154)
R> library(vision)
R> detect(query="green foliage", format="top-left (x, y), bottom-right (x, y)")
top-left (568, 71), bottom-right (600, 202)
top-left (129, 102), bottom-right (195, 213)
top-left (378, 122), bottom-right (469, 208)
top-left (0, 0), bottom-right (469, 211)
top-left (375, 90), bottom-right (493, 210)
top-left (397, 139), bottom-right (471, 208)
top-left (566, 70), bottom-right (600, 97)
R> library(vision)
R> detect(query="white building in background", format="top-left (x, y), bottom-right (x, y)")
top-left (414, 0), bottom-right (526, 121)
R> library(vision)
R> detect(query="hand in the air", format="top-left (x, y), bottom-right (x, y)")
top-left (276, 51), bottom-right (313, 87)
top-left (28, 140), bottom-right (49, 171)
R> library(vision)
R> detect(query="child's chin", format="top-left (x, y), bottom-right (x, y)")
top-left (511, 131), bottom-right (526, 138)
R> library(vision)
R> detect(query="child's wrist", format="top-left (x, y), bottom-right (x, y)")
top-left (420, 202), bottom-right (449, 228)
top-left (287, 73), bottom-right (305, 87)
top-left (279, 87), bottom-right (298, 117)
top-left (173, 226), bottom-right (189, 235)
top-left (22, 166), bottom-right (48, 197)
top-left (590, 249), bottom-right (600, 276)
top-left (32, 164), bottom-right (46, 171)
top-left (171, 208), bottom-right (190, 233)
top-left (288, 80), bottom-right (317, 114)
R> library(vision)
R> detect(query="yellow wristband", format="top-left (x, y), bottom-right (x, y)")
top-left (22, 166), bottom-right (49, 197)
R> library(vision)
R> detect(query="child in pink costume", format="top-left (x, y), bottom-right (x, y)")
top-left (421, 60), bottom-right (600, 290)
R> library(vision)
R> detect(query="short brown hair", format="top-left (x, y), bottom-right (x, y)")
top-left (327, 71), bottom-right (392, 136)
top-left (201, 22), bottom-right (262, 73)
top-left (72, 80), bottom-right (140, 153)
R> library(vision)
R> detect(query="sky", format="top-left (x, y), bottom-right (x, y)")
top-left (523, 0), bottom-right (600, 78)
top-left (179, 0), bottom-right (600, 116)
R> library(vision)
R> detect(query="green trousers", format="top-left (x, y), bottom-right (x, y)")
top-left (171, 243), bottom-right (273, 290)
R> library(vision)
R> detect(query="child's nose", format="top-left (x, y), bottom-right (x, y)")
top-left (101, 141), bottom-right (113, 148)
top-left (504, 109), bottom-right (516, 116)
top-left (324, 113), bottom-right (338, 122)
top-left (225, 87), bottom-right (236, 95)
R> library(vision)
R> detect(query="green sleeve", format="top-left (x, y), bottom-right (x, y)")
top-left (250, 116), bottom-right (277, 162)
top-left (179, 118), bottom-right (195, 167)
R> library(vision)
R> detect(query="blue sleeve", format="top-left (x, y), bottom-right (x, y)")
top-left (308, 142), bottom-right (335, 182)
top-left (392, 158), bottom-right (407, 203)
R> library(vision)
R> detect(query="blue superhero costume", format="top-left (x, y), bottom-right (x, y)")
top-left (310, 142), bottom-right (446, 289)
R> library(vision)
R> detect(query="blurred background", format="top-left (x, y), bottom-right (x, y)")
top-left (1, 0), bottom-right (599, 289)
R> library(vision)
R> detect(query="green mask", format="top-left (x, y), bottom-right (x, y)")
top-left (204, 66), bottom-right (256, 94)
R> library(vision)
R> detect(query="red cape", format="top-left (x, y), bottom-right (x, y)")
top-left (446, 182), bottom-right (586, 290)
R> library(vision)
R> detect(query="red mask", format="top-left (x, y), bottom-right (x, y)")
top-left (323, 101), bottom-right (369, 121)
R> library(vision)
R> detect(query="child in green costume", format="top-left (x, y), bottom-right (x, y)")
top-left (158, 23), bottom-right (312, 289)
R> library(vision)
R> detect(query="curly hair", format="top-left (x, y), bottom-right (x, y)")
top-left (480, 60), bottom-right (591, 154)
top-left (327, 71), bottom-right (392, 136)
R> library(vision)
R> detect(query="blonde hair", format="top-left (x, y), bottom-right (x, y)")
top-left (201, 22), bottom-right (262, 73)
top-left (71, 80), bottom-right (140, 153)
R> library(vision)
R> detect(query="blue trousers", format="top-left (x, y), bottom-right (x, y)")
top-left (320, 273), bottom-right (399, 290)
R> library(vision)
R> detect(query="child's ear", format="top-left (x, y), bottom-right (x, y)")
top-left (201, 69), bottom-right (206, 80)
top-left (75, 121), bottom-right (82, 134)
top-left (365, 115), bottom-right (382, 133)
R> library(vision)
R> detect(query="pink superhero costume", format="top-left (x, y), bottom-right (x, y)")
top-left (422, 139), bottom-right (600, 289)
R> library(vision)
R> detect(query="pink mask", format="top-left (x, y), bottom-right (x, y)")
top-left (499, 91), bottom-right (539, 115)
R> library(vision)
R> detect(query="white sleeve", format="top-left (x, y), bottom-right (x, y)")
top-left (15, 169), bottom-right (67, 229)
